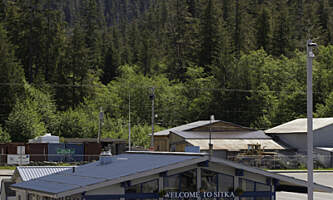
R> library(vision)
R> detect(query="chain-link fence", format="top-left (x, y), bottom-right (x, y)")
top-left (228, 154), bottom-right (333, 169)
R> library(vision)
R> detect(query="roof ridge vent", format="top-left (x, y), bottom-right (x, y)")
top-left (99, 150), bottom-right (112, 165)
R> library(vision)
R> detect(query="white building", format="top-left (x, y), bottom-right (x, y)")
top-left (265, 118), bottom-right (333, 151)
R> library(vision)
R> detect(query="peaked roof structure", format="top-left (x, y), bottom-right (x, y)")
top-left (265, 118), bottom-right (333, 134)
top-left (154, 120), bottom-right (254, 136)
top-left (11, 152), bottom-right (333, 198)
top-left (11, 152), bottom-right (206, 197)
top-left (171, 130), bottom-right (270, 139)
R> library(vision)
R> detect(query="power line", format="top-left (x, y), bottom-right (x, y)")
top-left (0, 82), bottom-right (325, 95)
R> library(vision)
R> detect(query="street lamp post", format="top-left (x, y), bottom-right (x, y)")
top-left (150, 87), bottom-right (155, 150)
top-left (307, 39), bottom-right (317, 200)
top-left (98, 107), bottom-right (104, 144)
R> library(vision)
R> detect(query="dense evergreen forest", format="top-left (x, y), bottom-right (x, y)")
top-left (1, 0), bottom-right (333, 146)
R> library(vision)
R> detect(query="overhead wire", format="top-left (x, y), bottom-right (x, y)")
top-left (0, 82), bottom-right (324, 95)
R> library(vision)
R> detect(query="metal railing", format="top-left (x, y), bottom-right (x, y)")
top-left (228, 154), bottom-right (333, 169)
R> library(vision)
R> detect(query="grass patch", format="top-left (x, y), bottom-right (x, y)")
top-left (267, 168), bottom-right (333, 171)
top-left (0, 166), bottom-right (16, 170)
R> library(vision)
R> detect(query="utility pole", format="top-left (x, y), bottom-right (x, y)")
top-left (209, 115), bottom-right (214, 160)
top-left (150, 87), bottom-right (155, 150)
top-left (98, 107), bottom-right (104, 143)
top-left (307, 39), bottom-right (317, 200)
top-left (128, 92), bottom-right (131, 151)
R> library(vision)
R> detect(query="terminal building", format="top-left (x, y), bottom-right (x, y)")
top-left (153, 120), bottom-right (286, 159)
top-left (10, 151), bottom-right (332, 200)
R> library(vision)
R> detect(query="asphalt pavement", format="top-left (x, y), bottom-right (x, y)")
top-left (277, 172), bottom-right (333, 200)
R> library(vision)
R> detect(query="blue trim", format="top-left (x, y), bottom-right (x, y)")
top-left (239, 178), bottom-right (274, 199)
top-left (121, 180), bottom-right (131, 188)
top-left (159, 171), bottom-right (167, 177)
top-left (216, 174), bottom-right (219, 192)
top-left (240, 191), bottom-right (272, 197)
top-left (198, 160), bottom-right (209, 167)
top-left (235, 169), bottom-right (244, 176)
top-left (84, 193), bottom-right (159, 200)
top-left (273, 178), bottom-right (279, 186)
top-left (254, 182), bottom-right (257, 200)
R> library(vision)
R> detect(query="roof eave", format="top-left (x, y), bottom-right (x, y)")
top-left (41, 156), bottom-right (208, 198)
top-left (211, 157), bottom-right (333, 193)
top-left (10, 187), bottom-right (58, 198)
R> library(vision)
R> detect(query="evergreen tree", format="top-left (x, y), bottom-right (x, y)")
top-left (255, 7), bottom-right (271, 51)
top-left (271, 1), bottom-right (292, 57)
top-left (66, 24), bottom-right (90, 108)
top-left (199, 0), bottom-right (222, 71)
top-left (0, 23), bottom-right (25, 124)
top-left (0, 125), bottom-right (10, 143)
top-left (4, 0), bottom-right (66, 85)
top-left (80, 0), bottom-right (104, 71)
top-left (0, 0), bottom-right (5, 22)
top-left (101, 30), bottom-right (121, 84)
top-left (165, 0), bottom-right (194, 80)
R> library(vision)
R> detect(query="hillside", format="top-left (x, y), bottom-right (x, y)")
top-left (1, 0), bottom-right (333, 144)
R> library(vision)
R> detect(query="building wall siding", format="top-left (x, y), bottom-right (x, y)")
top-left (316, 125), bottom-right (333, 147)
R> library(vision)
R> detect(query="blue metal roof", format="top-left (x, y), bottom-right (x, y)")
top-left (12, 153), bottom-right (205, 195)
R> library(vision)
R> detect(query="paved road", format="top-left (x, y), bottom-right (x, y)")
top-left (277, 172), bottom-right (333, 200)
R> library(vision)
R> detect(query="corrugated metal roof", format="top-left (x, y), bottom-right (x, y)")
top-left (154, 120), bottom-right (220, 136)
top-left (316, 147), bottom-right (333, 152)
top-left (186, 139), bottom-right (285, 151)
top-left (171, 130), bottom-right (271, 139)
top-left (16, 166), bottom-right (73, 182)
top-left (64, 138), bottom-right (126, 143)
top-left (265, 118), bottom-right (333, 134)
top-left (11, 153), bottom-right (204, 195)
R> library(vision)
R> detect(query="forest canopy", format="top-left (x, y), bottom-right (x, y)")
top-left (1, 0), bottom-right (333, 145)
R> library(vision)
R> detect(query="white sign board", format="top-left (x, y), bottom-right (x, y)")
top-left (7, 154), bottom-right (30, 165)
top-left (17, 146), bottom-right (25, 155)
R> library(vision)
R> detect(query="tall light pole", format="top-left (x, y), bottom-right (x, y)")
top-left (150, 87), bottom-right (155, 150)
top-left (307, 39), bottom-right (317, 200)
top-left (209, 115), bottom-right (214, 160)
top-left (98, 107), bottom-right (104, 143)
top-left (128, 92), bottom-right (131, 151)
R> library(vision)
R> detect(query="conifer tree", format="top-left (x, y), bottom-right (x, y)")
top-left (166, 0), bottom-right (196, 80)
top-left (0, 23), bottom-right (25, 124)
top-left (80, 0), bottom-right (104, 71)
top-left (101, 28), bottom-right (121, 84)
top-left (199, 0), bottom-right (222, 71)
top-left (67, 24), bottom-right (90, 107)
top-left (255, 7), bottom-right (271, 51)
top-left (271, 1), bottom-right (292, 57)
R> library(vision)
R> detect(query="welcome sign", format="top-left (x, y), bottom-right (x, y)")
top-left (164, 191), bottom-right (236, 199)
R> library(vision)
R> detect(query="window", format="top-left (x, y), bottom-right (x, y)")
top-left (201, 169), bottom-right (218, 192)
top-left (219, 173), bottom-right (234, 193)
top-left (164, 169), bottom-right (197, 192)
top-left (125, 179), bottom-right (159, 193)
top-left (239, 178), bottom-right (272, 200)
top-left (125, 179), bottom-right (159, 200)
